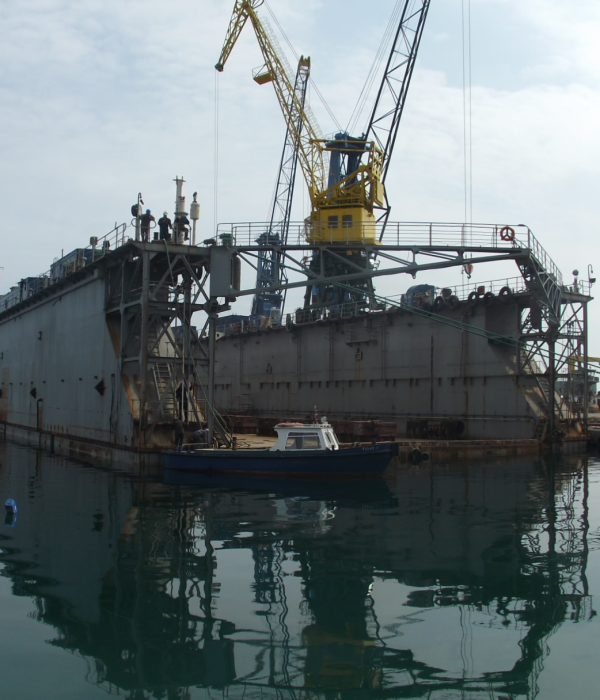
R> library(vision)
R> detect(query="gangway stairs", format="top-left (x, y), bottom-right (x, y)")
top-left (151, 358), bottom-right (205, 428)
top-left (150, 359), bottom-right (178, 421)
top-left (513, 227), bottom-right (563, 324)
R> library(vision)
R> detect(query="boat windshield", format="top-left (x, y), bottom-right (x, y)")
top-left (284, 432), bottom-right (321, 450)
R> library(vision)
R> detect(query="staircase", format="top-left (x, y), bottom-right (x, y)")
top-left (515, 227), bottom-right (563, 324)
top-left (151, 360), bottom-right (178, 420)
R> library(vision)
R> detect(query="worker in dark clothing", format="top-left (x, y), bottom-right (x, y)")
top-left (158, 211), bottom-right (172, 240)
top-left (140, 209), bottom-right (155, 242)
top-left (174, 214), bottom-right (190, 243)
top-left (174, 418), bottom-right (185, 450)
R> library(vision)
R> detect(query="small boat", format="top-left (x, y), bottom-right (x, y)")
top-left (164, 419), bottom-right (398, 477)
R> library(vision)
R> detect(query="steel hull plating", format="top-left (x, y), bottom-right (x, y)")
top-left (164, 442), bottom-right (398, 476)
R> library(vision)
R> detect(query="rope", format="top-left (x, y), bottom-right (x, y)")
top-left (462, 0), bottom-right (473, 228)
top-left (263, 0), bottom-right (340, 133)
top-left (346, 0), bottom-right (403, 135)
top-left (213, 71), bottom-right (220, 235)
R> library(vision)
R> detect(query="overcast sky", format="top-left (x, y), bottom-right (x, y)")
top-left (2, 0), bottom-right (599, 347)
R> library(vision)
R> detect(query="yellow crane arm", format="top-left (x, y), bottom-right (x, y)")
top-left (569, 355), bottom-right (600, 371)
top-left (215, 0), bottom-right (325, 207)
top-left (214, 0), bottom-right (254, 72)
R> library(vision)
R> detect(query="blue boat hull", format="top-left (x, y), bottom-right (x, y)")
top-left (164, 443), bottom-right (398, 477)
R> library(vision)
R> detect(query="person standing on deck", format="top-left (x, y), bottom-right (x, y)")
top-left (158, 211), bottom-right (172, 240)
top-left (174, 213), bottom-right (190, 243)
top-left (140, 209), bottom-right (155, 242)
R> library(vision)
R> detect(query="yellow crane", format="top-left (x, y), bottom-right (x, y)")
top-left (216, 0), bottom-right (430, 309)
top-left (215, 0), bottom-right (384, 246)
top-left (568, 356), bottom-right (600, 372)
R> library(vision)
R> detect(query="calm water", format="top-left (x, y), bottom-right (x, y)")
top-left (0, 443), bottom-right (598, 699)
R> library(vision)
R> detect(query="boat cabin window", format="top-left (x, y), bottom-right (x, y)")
top-left (323, 432), bottom-right (337, 448)
top-left (284, 432), bottom-right (321, 450)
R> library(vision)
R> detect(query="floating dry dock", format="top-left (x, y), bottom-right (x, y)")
top-left (0, 214), bottom-right (593, 468)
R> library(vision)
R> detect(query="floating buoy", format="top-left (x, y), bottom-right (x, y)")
top-left (4, 498), bottom-right (17, 514)
top-left (4, 498), bottom-right (17, 527)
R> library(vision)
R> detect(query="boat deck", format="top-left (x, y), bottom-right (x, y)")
top-left (228, 434), bottom-right (553, 462)
top-left (231, 433), bottom-right (277, 449)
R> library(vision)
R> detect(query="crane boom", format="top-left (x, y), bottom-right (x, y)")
top-left (251, 56), bottom-right (310, 319)
top-left (215, 0), bottom-right (325, 210)
top-left (366, 0), bottom-right (430, 183)
top-left (216, 0), bottom-right (430, 309)
top-left (364, 0), bottom-right (431, 233)
top-left (216, 0), bottom-right (384, 247)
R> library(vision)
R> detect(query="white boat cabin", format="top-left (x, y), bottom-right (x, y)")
top-left (271, 419), bottom-right (340, 452)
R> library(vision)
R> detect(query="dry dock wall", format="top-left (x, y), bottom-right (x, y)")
top-left (0, 255), bottom-right (548, 449)
top-left (211, 299), bottom-right (545, 440)
top-left (0, 269), bottom-right (135, 448)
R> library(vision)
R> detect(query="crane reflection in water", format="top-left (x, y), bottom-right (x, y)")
top-left (0, 444), bottom-right (595, 698)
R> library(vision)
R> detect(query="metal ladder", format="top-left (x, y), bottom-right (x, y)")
top-left (151, 360), bottom-right (178, 419)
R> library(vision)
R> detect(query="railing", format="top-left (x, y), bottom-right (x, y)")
top-left (2, 218), bottom-right (573, 314)
top-left (23, 222), bottom-right (131, 285)
top-left (281, 270), bottom-right (583, 329)
top-left (216, 220), bottom-right (564, 284)
top-left (87, 221), bottom-right (130, 253)
top-left (385, 275), bottom-right (528, 304)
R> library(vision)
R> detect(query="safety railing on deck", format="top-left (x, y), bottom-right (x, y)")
top-left (216, 220), bottom-right (564, 286)
top-left (280, 269), bottom-right (586, 330)
top-left (3, 219), bottom-right (571, 314)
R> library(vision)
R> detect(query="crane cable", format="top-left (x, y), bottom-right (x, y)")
top-left (263, 0), bottom-right (341, 133)
top-left (462, 0), bottom-right (473, 227)
top-left (460, 0), bottom-right (473, 267)
top-left (213, 71), bottom-right (220, 235)
top-left (346, 0), bottom-right (404, 136)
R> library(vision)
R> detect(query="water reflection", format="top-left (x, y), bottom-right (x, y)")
top-left (0, 442), bottom-right (595, 698)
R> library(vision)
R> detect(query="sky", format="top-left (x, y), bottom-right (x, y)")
top-left (1, 0), bottom-right (600, 347)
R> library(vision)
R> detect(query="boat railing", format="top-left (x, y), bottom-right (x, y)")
top-left (179, 442), bottom-right (210, 452)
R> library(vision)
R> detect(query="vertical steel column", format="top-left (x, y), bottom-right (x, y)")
top-left (207, 312), bottom-right (216, 446)
top-left (182, 274), bottom-right (192, 422)
top-left (138, 249), bottom-right (151, 445)
top-left (583, 302), bottom-right (589, 431)
top-left (548, 330), bottom-right (556, 440)
top-left (117, 257), bottom-right (127, 444)
top-left (135, 192), bottom-right (142, 242)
